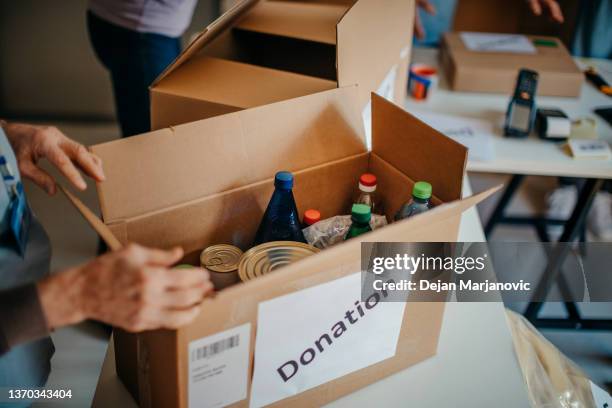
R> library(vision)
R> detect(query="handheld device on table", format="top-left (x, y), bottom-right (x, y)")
top-left (504, 69), bottom-right (539, 138)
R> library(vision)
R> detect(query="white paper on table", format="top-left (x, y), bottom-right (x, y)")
top-left (460, 32), bottom-right (537, 54)
top-left (590, 381), bottom-right (612, 407)
top-left (408, 109), bottom-right (496, 161)
top-left (249, 273), bottom-right (407, 408)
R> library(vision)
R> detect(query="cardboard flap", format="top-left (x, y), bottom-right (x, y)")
top-left (92, 86), bottom-right (366, 222)
top-left (234, 1), bottom-right (348, 45)
top-left (371, 94), bottom-right (467, 202)
top-left (336, 0), bottom-right (414, 108)
top-left (152, 56), bottom-right (336, 107)
top-left (151, 0), bottom-right (259, 86)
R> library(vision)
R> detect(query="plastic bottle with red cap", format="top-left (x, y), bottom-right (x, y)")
top-left (355, 173), bottom-right (380, 214)
top-left (303, 209), bottom-right (321, 228)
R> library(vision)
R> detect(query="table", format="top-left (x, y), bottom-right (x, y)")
top-left (406, 48), bottom-right (612, 332)
top-left (406, 49), bottom-right (612, 179)
top-left (91, 176), bottom-right (532, 407)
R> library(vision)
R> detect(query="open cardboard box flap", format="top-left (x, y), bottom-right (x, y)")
top-left (152, 0), bottom-right (260, 87)
top-left (151, 56), bottom-right (336, 106)
top-left (234, 1), bottom-right (349, 45)
top-left (233, 0), bottom-right (414, 110)
top-left (152, 0), bottom-right (414, 116)
top-left (93, 87), bottom-right (467, 224)
top-left (94, 86), bottom-right (366, 222)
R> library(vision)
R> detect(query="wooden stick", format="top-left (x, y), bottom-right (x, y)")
top-left (57, 183), bottom-right (123, 251)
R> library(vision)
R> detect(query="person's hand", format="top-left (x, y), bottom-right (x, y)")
top-left (527, 0), bottom-right (564, 23)
top-left (2, 121), bottom-right (105, 195)
top-left (415, 0), bottom-right (437, 40)
top-left (38, 244), bottom-right (214, 332)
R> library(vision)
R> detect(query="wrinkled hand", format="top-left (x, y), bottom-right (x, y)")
top-left (527, 0), bottom-right (564, 23)
top-left (80, 244), bottom-right (213, 331)
top-left (415, 0), bottom-right (437, 40)
top-left (39, 244), bottom-right (214, 332)
top-left (2, 121), bottom-right (105, 195)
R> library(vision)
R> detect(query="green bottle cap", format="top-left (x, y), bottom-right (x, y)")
top-left (351, 203), bottom-right (371, 224)
top-left (412, 181), bottom-right (432, 200)
top-left (175, 264), bottom-right (195, 269)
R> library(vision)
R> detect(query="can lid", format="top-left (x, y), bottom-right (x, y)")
top-left (303, 209), bottom-right (321, 226)
top-left (351, 203), bottom-right (371, 223)
top-left (200, 244), bottom-right (243, 273)
top-left (239, 241), bottom-right (319, 282)
top-left (412, 181), bottom-right (432, 200)
top-left (275, 171), bottom-right (294, 189)
top-left (359, 173), bottom-right (377, 188)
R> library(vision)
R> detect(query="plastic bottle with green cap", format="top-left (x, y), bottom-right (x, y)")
top-left (345, 204), bottom-right (372, 240)
top-left (394, 181), bottom-right (432, 221)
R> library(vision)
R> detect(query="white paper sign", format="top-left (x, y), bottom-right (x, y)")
top-left (188, 323), bottom-right (251, 408)
top-left (408, 109), bottom-right (495, 161)
top-left (363, 65), bottom-right (398, 150)
top-left (460, 32), bottom-right (537, 54)
top-left (249, 273), bottom-right (407, 408)
top-left (591, 381), bottom-right (612, 408)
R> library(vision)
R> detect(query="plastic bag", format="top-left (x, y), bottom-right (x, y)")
top-left (303, 214), bottom-right (388, 249)
top-left (506, 309), bottom-right (597, 408)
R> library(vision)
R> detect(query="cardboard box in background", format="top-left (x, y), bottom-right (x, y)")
top-left (451, 0), bottom-right (580, 50)
top-left (440, 33), bottom-right (583, 97)
top-left (80, 86), bottom-right (499, 407)
top-left (150, 0), bottom-right (413, 130)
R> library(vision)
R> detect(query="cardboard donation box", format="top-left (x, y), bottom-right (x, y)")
top-left (85, 87), bottom-right (497, 408)
top-left (440, 32), bottom-right (583, 97)
top-left (150, 0), bottom-right (414, 130)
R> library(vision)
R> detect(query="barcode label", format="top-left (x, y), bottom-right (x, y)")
top-left (188, 323), bottom-right (251, 408)
top-left (192, 335), bottom-right (240, 362)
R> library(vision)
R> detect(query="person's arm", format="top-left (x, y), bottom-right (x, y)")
top-left (1, 244), bottom-right (213, 355)
top-left (0, 284), bottom-right (49, 355)
top-left (1, 120), bottom-right (105, 195)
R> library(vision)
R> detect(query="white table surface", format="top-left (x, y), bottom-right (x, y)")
top-left (406, 48), bottom-right (612, 180)
top-left (91, 176), bottom-right (532, 408)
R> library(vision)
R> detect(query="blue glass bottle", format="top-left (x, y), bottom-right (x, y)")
top-left (253, 171), bottom-right (307, 245)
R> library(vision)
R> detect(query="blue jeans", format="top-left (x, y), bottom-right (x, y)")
top-left (87, 11), bottom-right (181, 137)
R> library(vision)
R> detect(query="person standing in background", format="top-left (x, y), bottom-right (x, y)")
top-left (87, 0), bottom-right (199, 137)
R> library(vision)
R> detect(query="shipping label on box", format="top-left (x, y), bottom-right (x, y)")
top-left (188, 323), bottom-right (251, 408)
top-left (250, 273), bottom-right (406, 407)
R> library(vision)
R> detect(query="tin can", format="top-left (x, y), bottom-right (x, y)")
top-left (238, 241), bottom-right (320, 282)
top-left (200, 244), bottom-right (243, 290)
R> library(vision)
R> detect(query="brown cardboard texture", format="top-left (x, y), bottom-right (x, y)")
top-left (440, 32), bottom-right (583, 97)
top-left (150, 0), bottom-right (413, 130)
top-left (81, 88), bottom-right (498, 407)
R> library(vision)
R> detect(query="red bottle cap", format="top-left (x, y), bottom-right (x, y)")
top-left (303, 209), bottom-right (321, 226)
top-left (359, 173), bottom-right (377, 187)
